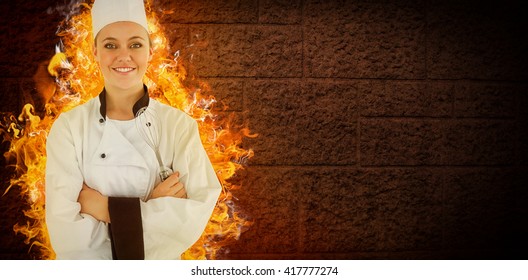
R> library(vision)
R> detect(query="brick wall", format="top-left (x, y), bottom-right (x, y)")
top-left (1, 0), bottom-right (527, 259)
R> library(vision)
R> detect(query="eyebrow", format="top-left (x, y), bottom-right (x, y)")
top-left (102, 36), bottom-right (147, 42)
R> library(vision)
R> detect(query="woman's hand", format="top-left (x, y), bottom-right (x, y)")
top-left (78, 183), bottom-right (110, 223)
top-left (148, 171), bottom-right (187, 200)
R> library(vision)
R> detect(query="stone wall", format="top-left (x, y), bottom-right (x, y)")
top-left (1, 0), bottom-right (527, 259)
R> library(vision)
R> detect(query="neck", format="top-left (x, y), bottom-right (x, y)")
top-left (104, 84), bottom-right (144, 120)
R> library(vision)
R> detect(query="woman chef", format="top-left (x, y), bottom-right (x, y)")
top-left (45, 0), bottom-right (221, 259)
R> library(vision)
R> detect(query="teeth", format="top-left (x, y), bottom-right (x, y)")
top-left (114, 67), bottom-right (134, 72)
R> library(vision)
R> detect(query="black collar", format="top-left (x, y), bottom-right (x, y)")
top-left (98, 84), bottom-right (150, 120)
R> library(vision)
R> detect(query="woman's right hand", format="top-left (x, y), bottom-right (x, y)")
top-left (148, 171), bottom-right (187, 200)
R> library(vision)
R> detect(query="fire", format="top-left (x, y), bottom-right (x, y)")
top-left (0, 0), bottom-right (254, 260)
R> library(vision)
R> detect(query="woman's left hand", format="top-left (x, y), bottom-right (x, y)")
top-left (148, 171), bottom-right (187, 200)
top-left (78, 183), bottom-right (111, 223)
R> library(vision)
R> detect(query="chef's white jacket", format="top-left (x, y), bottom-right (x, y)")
top-left (45, 89), bottom-right (222, 259)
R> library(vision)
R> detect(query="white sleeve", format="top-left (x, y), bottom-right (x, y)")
top-left (45, 115), bottom-right (111, 259)
top-left (140, 120), bottom-right (222, 259)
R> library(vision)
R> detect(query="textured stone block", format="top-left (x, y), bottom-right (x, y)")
top-left (443, 168), bottom-right (520, 252)
top-left (201, 78), bottom-right (245, 111)
top-left (243, 79), bottom-right (357, 165)
top-left (359, 80), bottom-right (453, 117)
top-left (227, 167), bottom-right (443, 256)
top-left (300, 168), bottom-right (443, 253)
top-left (162, 24), bottom-right (189, 54)
top-left (155, 0), bottom-right (258, 24)
top-left (225, 168), bottom-right (301, 255)
top-left (304, 1), bottom-right (426, 79)
top-left (190, 25), bottom-right (302, 77)
top-left (360, 119), bottom-right (516, 166)
top-left (427, 1), bottom-right (528, 80)
top-left (7, 3), bottom-right (61, 78)
top-left (517, 90), bottom-right (528, 165)
top-left (259, 0), bottom-right (302, 24)
top-left (361, 119), bottom-right (446, 166)
top-left (445, 120), bottom-right (516, 166)
top-left (518, 121), bottom-right (528, 166)
top-left (0, 79), bottom-right (21, 113)
top-left (454, 82), bottom-right (519, 118)
top-left (0, 2), bottom-right (11, 71)
top-left (242, 79), bottom-right (300, 165)
top-left (296, 81), bottom-right (357, 165)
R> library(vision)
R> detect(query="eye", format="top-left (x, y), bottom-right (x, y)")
top-left (104, 43), bottom-right (117, 49)
top-left (130, 43), bottom-right (143, 49)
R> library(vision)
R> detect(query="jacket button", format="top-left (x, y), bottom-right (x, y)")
top-left (99, 118), bottom-right (104, 123)
top-left (100, 153), bottom-right (106, 159)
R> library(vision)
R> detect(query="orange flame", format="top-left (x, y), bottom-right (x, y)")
top-left (1, 0), bottom-right (254, 260)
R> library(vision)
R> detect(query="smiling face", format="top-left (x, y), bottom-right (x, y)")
top-left (94, 21), bottom-right (152, 93)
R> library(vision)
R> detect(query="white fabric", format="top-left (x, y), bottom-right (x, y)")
top-left (91, 0), bottom-right (149, 37)
top-left (45, 97), bottom-right (222, 259)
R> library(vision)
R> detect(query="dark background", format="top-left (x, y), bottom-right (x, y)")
top-left (1, 0), bottom-right (527, 259)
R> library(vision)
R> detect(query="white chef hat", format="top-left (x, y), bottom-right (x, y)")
top-left (91, 0), bottom-right (149, 38)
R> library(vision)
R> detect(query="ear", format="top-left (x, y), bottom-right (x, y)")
top-left (148, 46), bottom-right (154, 62)
top-left (92, 41), bottom-right (99, 62)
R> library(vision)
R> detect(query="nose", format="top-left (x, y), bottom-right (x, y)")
top-left (117, 48), bottom-right (132, 62)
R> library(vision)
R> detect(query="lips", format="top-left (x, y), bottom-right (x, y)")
top-left (113, 67), bottom-right (136, 73)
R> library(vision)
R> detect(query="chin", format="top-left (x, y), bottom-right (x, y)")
top-left (104, 78), bottom-right (144, 91)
